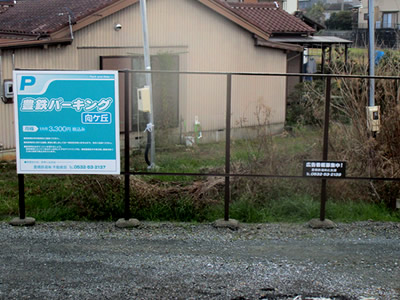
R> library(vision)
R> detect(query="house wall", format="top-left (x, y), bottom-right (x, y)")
top-left (286, 51), bottom-right (302, 101)
top-left (285, 0), bottom-right (298, 14)
top-left (0, 0), bottom-right (288, 150)
top-left (0, 45), bottom-right (78, 150)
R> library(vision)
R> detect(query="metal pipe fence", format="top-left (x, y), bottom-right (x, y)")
top-left (17, 69), bottom-right (400, 223)
top-left (118, 69), bottom-right (400, 222)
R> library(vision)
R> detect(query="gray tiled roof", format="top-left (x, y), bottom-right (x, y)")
top-left (0, 0), bottom-right (119, 36)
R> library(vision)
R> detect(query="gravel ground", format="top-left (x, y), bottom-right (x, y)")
top-left (0, 221), bottom-right (399, 300)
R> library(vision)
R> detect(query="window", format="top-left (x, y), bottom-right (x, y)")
top-left (382, 12), bottom-right (398, 28)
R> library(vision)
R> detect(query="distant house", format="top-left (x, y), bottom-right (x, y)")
top-left (357, 0), bottom-right (399, 29)
top-left (224, 0), bottom-right (298, 14)
top-left (298, 0), bottom-right (320, 11)
top-left (299, 0), bottom-right (360, 15)
top-left (354, 0), bottom-right (400, 48)
top-left (0, 0), bottom-right (315, 151)
top-left (324, 2), bottom-right (354, 20)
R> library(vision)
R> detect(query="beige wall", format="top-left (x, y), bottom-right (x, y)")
top-left (0, 45), bottom-right (78, 150)
top-left (0, 0), bottom-right (289, 150)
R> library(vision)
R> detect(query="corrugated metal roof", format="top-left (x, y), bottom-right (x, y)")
top-left (268, 35), bottom-right (353, 44)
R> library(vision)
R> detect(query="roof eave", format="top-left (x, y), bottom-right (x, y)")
top-left (0, 38), bottom-right (73, 49)
top-left (0, 31), bottom-right (43, 39)
top-left (255, 37), bottom-right (303, 52)
top-left (271, 31), bottom-right (314, 36)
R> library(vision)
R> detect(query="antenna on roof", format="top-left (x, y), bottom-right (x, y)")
top-left (274, 1), bottom-right (279, 8)
top-left (58, 7), bottom-right (76, 40)
top-left (65, 7), bottom-right (76, 24)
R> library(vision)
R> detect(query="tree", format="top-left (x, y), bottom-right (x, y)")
top-left (325, 11), bottom-right (353, 30)
top-left (305, 2), bottom-right (326, 25)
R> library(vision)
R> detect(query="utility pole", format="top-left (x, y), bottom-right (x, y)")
top-left (140, 0), bottom-right (155, 168)
top-left (366, 0), bottom-right (381, 135)
top-left (368, 0), bottom-right (375, 106)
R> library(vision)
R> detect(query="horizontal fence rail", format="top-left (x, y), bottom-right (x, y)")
top-left (126, 69), bottom-right (400, 80)
top-left (16, 68), bottom-right (400, 80)
top-left (124, 69), bottom-right (400, 183)
top-left (129, 171), bottom-right (400, 182)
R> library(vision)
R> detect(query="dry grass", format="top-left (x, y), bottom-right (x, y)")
top-left (298, 51), bottom-right (400, 208)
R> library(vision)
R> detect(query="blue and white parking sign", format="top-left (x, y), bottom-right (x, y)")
top-left (13, 71), bottom-right (120, 174)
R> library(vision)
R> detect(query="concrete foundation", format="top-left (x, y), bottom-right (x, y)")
top-left (308, 218), bottom-right (336, 229)
top-left (9, 217), bottom-right (36, 226)
top-left (0, 149), bottom-right (16, 161)
top-left (115, 218), bottom-right (141, 228)
top-left (213, 219), bottom-right (240, 230)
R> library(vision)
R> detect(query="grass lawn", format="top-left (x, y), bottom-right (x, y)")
top-left (1, 126), bottom-right (399, 223)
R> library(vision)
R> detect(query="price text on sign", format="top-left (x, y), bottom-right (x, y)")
top-left (303, 161), bottom-right (346, 178)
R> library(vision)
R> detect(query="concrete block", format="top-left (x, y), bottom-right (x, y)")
top-left (115, 218), bottom-right (140, 228)
top-left (213, 219), bottom-right (240, 230)
top-left (9, 217), bottom-right (36, 226)
top-left (308, 218), bottom-right (336, 229)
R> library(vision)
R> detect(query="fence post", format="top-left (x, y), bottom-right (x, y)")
top-left (321, 46), bottom-right (326, 74)
top-left (124, 70), bottom-right (131, 221)
top-left (116, 70), bottom-right (140, 228)
top-left (214, 73), bottom-right (238, 229)
top-left (224, 74), bottom-right (232, 222)
top-left (320, 76), bottom-right (332, 222)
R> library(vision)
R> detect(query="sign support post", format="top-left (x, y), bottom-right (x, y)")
top-left (9, 174), bottom-right (35, 226)
top-left (18, 174), bottom-right (25, 220)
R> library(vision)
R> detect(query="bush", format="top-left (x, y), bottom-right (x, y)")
top-left (287, 50), bottom-right (400, 209)
top-left (325, 11), bottom-right (352, 30)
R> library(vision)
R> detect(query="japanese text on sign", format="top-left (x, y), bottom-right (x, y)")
top-left (20, 97), bottom-right (113, 112)
top-left (303, 161), bottom-right (346, 178)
